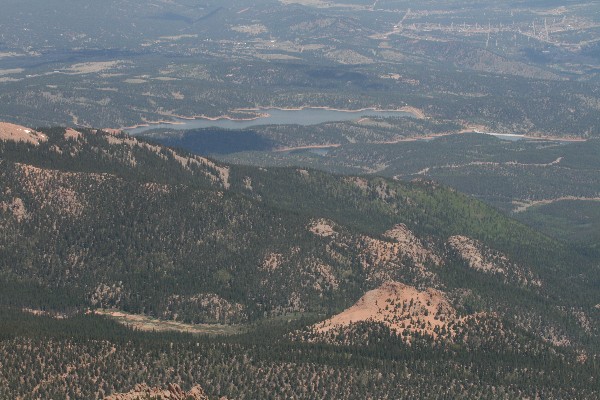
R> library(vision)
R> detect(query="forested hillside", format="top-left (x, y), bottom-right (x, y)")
top-left (1, 126), bottom-right (599, 398)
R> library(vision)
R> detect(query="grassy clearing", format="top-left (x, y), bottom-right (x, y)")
top-left (94, 309), bottom-right (245, 336)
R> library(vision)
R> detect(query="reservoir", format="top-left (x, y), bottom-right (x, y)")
top-left (126, 107), bottom-right (415, 135)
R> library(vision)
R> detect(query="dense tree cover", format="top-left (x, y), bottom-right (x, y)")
top-left (0, 308), bottom-right (598, 399)
top-left (222, 134), bottom-right (600, 243)
top-left (1, 127), bottom-right (599, 397)
top-left (1, 127), bottom-right (598, 325)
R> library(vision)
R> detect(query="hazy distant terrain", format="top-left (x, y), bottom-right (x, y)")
top-left (1, 0), bottom-right (600, 136)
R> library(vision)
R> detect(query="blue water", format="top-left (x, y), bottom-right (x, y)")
top-left (127, 108), bottom-right (414, 135)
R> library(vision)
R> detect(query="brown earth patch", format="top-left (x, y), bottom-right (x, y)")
top-left (308, 218), bottom-right (337, 237)
top-left (447, 235), bottom-right (542, 287)
top-left (0, 122), bottom-right (47, 145)
top-left (94, 309), bottom-right (243, 336)
top-left (105, 383), bottom-right (209, 400)
top-left (313, 281), bottom-right (458, 340)
top-left (64, 128), bottom-right (82, 140)
top-left (0, 197), bottom-right (28, 222)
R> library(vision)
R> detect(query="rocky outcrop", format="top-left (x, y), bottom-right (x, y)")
top-left (447, 235), bottom-right (542, 287)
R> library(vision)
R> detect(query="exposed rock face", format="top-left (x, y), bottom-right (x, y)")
top-left (354, 228), bottom-right (440, 287)
top-left (447, 235), bottom-right (501, 273)
top-left (447, 235), bottom-right (542, 287)
top-left (308, 220), bottom-right (441, 288)
top-left (104, 383), bottom-right (209, 400)
top-left (383, 224), bottom-right (442, 267)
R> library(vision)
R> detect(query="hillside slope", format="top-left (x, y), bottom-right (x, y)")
top-left (1, 124), bottom-right (598, 341)
top-left (0, 124), bottom-right (599, 398)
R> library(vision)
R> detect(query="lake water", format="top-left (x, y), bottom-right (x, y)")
top-left (126, 108), bottom-right (414, 135)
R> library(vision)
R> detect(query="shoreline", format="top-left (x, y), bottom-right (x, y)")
top-left (274, 130), bottom-right (587, 152)
top-left (236, 105), bottom-right (423, 118)
top-left (117, 111), bottom-right (587, 144)
top-left (121, 112), bottom-right (268, 130)
top-left (274, 143), bottom-right (342, 152)
top-left (119, 105), bottom-right (424, 131)
top-left (522, 134), bottom-right (587, 142)
top-left (474, 130), bottom-right (587, 143)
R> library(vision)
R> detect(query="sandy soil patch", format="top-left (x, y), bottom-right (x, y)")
top-left (309, 218), bottom-right (337, 237)
top-left (1, 197), bottom-right (28, 222)
top-left (0, 52), bottom-right (24, 59)
top-left (0, 122), bottom-right (47, 145)
top-left (261, 252), bottom-right (285, 271)
top-left (347, 176), bottom-right (369, 190)
top-left (243, 176), bottom-right (253, 190)
top-left (384, 224), bottom-right (442, 266)
top-left (21, 308), bottom-right (68, 319)
top-left (447, 235), bottom-right (541, 287)
top-left (101, 128), bottom-right (123, 135)
top-left (314, 281), bottom-right (457, 339)
top-left (105, 384), bottom-right (208, 400)
top-left (0, 77), bottom-right (22, 83)
top-left (64, 128), bottom-right (82, 140)
top-left (356, 233), bottom-right (439, 285)
top-left (94, 309), bottom-right (243, 335)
